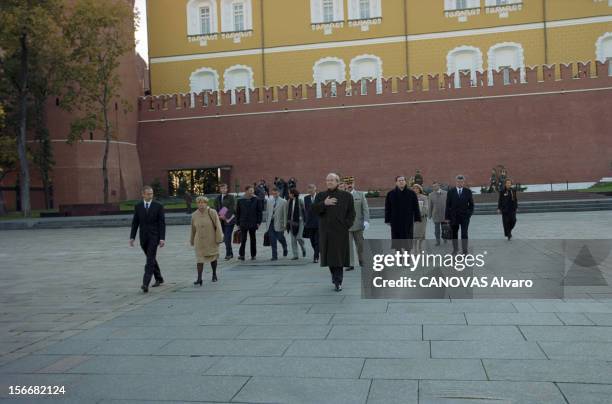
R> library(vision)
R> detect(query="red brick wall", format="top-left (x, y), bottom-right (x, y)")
top-left (137, 62), bottom-right (612, 192)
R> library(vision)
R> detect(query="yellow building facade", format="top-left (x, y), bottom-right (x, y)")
top-left (147, 0), bottom-right (612, 95)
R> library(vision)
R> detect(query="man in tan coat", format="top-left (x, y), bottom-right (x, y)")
top-left (264, 187), bottom-right (288, 260)
top-left (428, 181), bottom-right (448, 246)
top-left (344, 176), bottom-right (369, 270)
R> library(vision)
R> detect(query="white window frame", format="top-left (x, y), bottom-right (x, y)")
top-left (221, 0), bottom-right (252, 32)
top-left (187, 0), bottom-right (218, 36)
top-left (313, 57), bottom-right (346, 98)
top-left (349, 54), bottom-right (383, 94)
top-left (596, 32), bottom-right (612, 60)
top-left (348, 0), bottom-right (382, 20)
top-left (200, 6), bottom-right (211, 34)
top-left (487, 42), bottom-right (525, 85)
top-left (447, 45), bottom-right (483, 88)
top-left (233, 2), bottom-right (245, 31)
top-left (445, 0), bottom-right (480, 10)
top-left (323, 0), bottom-right (334, 22)
top-left (485, 0), bottom-right (522, 5)
top-left (223, 64), bottom-right (254, 104)
top-left (189, 67), bottom-right (219, 106)
top-left (310, 0), bottom-right (345, 24)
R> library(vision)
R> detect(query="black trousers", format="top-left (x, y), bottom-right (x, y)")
top-left (451, 218), bottom-right (470, 253)
top-left (502, 212), bottom-right (517, 237)
top-left (329, 266), bottom-right (344, 286)
top-left (239, 227), bottom-right (257, 258)
top-left (391, 223), bottom-right (414, 251)
top-left (141, 238), bottom-right (162, 287)
top-left (307, 228), bottom-right (319, 260)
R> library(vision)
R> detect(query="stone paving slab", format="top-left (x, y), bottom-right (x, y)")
top-left (538, 341), bottom-right (612, 361)
top-left (367, 379), bottom-right (418, 404)
top-left (232, 376), bottom-right (371, 404)
top-left (557, 382), bottom-right (612, 404)
top-left (431, 340), bottom-right (545, 359)
top-left (519, 325), bottom-right (612, 341)
top-left (205, 356), bottom-right (365, 378)
top-left (284, 339), bottom-right (430, 358)
top-left (483, 359), bottom-right (612, 383)
top-left (361, 358), bottom-right (487, 380)
top-left (418, 380), bottom-right (566, 404)
top-left (423, 325), bottom-right (525, 341)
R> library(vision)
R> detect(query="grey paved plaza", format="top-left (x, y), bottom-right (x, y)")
top-left (0, 211), bottom-right (611, 403)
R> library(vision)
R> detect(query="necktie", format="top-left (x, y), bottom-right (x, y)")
top-left (458, 189), bottom-right (462, 197)
top-left (145, 202), bottom-right (149, 210)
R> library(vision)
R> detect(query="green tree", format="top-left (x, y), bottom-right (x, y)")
top-left (65, 0), bottom-right (136, 204)
top-left (0, 105), bottom-right (18, 216)
top-left (0, 0), bottom-right (67, 216)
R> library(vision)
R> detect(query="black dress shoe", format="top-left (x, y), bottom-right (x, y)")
top-left (271, 257), bottom-right (278, 261)
top-left (346, 266), bottom-right (355, 271)
top-left (238, 256), bottom-right (245, 261)
top-left (141, 285), bottom-right (148, 293)
top-left (251, 256), bottom-right (256, 260)
top-left (334, 284), bottom-right (342, 292)
top-left (283, 250), bottom-right (288, 257)
top-left (212, 274), bottom-right (218, 282)
top-left (291, 257), bottom-right (298, 260)
top-left (193, 279), bottom-right (202, 286)
top-left (152, 280), bottom-right (163, 287)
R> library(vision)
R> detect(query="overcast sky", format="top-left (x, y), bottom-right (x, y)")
top-left (134, 0), bottom-right (148, 62)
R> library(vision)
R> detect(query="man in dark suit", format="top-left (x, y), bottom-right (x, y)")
top-left (129, 185), bottom-right (166, 293)
top-left (236, 185), bottom-right (263, 260)
top-left (303, 184), bottom-right (320, 263)
top-left (445, 175), bottom-right (474, 254)
top-left (215, 183), bottom-right (237, 260)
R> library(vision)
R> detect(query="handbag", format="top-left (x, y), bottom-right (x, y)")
top-left (441, 222), bottom-right (452, 240)
top-left (232, 229), bottom-right (242, 244)
top-left (207, 209), bottom-right (224, 244)
top-left (263, 231), bottom-right (270, 247)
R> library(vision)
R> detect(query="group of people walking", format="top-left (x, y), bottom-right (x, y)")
top-left (128, 173), bottom-right (518, 293)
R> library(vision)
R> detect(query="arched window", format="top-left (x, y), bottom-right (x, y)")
top-left (186, 0), bottom-right (218, 35)
top-left (189, 67), bottom-right (219, 106)
top-left (596, 32), bottom-right (612, 76)
top-left (447, 46), bottom-right (483, 88)
top-left (487, 42), bottom-right (525, 85)
top-left (310, 0), bottom-right (344, 23)
top-left (224, 65), bottom-right (254, 104)
top-left (350, 55), bottom-right (383, 94)
top-left (347, 0), bottom-right (382, 20)
top-left (221, 0), bottom-right (252, 32)
top-left (313, 57), bottom-right (346, 98)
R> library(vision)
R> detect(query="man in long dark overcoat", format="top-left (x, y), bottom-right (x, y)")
top-left (311, 173), bottom-right (356, 291)
top-left (385, 175), bottom-right (421, 250)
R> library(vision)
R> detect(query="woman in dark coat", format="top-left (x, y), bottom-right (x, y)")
top-left (385, 176), bottom-right (422, 250)
top-left (311, 173), bottom-right (356, 291)
top-left (497, 178), bottom-right (518, 240)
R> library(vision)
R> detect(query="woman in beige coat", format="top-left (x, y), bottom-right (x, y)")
top-left (190, 196), bottom-right (224, 285)
top-left (412, 184), bottom-right (429, 252)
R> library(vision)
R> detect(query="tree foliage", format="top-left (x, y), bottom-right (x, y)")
top-left (65, 0), bottom-right (136, 204)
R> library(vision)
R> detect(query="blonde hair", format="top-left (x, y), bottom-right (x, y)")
top-left (412, 183), bottom-right (423, 194)
top-left (195, 195), bottom-right (208, 204)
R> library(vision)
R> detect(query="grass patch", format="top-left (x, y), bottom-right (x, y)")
top-left (0, 209), bottom-right (57, 220)
top-left (578, 183), bottom-right (612, 193)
